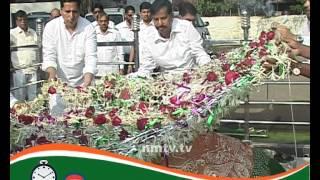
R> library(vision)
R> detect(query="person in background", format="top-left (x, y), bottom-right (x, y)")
top-left (139, 2), bottom-right (153, 31)
top-left (178, 1), bottom-right (197, 22)
top-left (10, 10), bottom-right (39, 101)
top-left (127, 2), bottom-right (153, 73)
top-left (96, 13), bottom-right (124, 76)
top-left (116, 5), bottom-right (135, 74)
top-left (130, 0), bottom-right (211, 77)
top-left (50, 8), bottom-right (61, 21)
top-left (42, 0), bottom-right (97, 88)
top-left (91, 3), bottom-right (115, 29)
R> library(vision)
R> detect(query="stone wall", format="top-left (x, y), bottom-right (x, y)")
top-left (202, 15), bottom-right (308, 40)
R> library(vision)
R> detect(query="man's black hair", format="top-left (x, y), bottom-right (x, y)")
top-left (15, 10), bottom-right (27, 20)
top-left (150, 0), bottom-right (172, 16)
top-left (60, 0), bottom-right (81, 8)
top-left (178, 2), bottom-right (197, 16)
top-left (91, 3), bottom-right (104, 12)
top-left (140, 2), bottom-right (152, 12)
top-left (125, 5), bottom-right (135, 14)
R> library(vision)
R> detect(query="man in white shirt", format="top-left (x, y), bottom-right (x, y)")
top-left (90, 3), bottom-right (115, 29)
top-left (42, 0), bottom-right (97, 88)
top-left (139, 2), bottom-right (153, 31)
top-left (116, 6), bottom-right (135, 74)
top-left (96, 13), bottom-right (124, 76)
top-left (133, 0), bottom-right (211, 77)
top-left (127, 2), bottom-right (154, 73)
top-left (10, 10), bottom-right (38, 101)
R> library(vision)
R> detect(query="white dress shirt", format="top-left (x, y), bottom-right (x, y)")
top-left (10, 26), bottom-right (38, 74)
top-left (96, 27), bottom-right (124, 76)
top-left (139, 20), bottom-right (153, 32)
top-left (137, 18), bottom-right (211, 75)
top-left (42, 16), bottom-right (97, 87)
top-left (115, 21), bottom-right (133, 54)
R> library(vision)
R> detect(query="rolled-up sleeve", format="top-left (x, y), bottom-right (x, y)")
top-left (42, 22), bottom-right (58, 71)
top-left (137, 39), bottom-right (156, 76)
top-left (83, 25), bottom-right (97, 75)
top-left (116, 32), bottom-right (125, 69)
top-left (187, 22), bottom-right (211, 66)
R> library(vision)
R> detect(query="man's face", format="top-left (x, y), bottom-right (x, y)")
top-left (140, 9), bottom-right (151, 23)
top-left (304, 0), bottom-right (310, 20)
top-left (61, 2), bottom-right (80, 29)
top-left (125, 10), bottom-right (135, 24)
top-left (16, 16), bottom-right (28, 31)
top-left (153, 7), bottom-right (172, 38)
top-left (51, 10), bottom-right (60, 19)
top-left (98, 15), bottom-right (109, 32)
top-left (182, 13), bottom-right (196, 22)
top-left (93, 8), bottom-right (102, 20)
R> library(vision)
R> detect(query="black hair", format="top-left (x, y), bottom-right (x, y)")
top-left (178, 2), bottom-right (197, 17)
top-left (150, 0), bottom-right (172, 16)
top-left (15, 10), bottom-right (27, 20)
top-left (97, 12), bottom-right (108, 20)
top-left (140, 2), bottom-right (152, 12)
top-left (91, 3), bottom-right (104, 12)
top-left (125, 5), bottom-right (135, 14)
top-left (60, 0), bottom-right (81, 8)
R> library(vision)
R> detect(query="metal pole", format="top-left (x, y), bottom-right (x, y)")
top-left (132, 14), bottom-right (140, 71)
top-left (243, 95), bottom-right (250, 142)
top-left (241, 9), bottom-right (250, 42)
top-left (36, 18), bottom-right (44, 63)
top-left (219, 119), bottom-right (310, 126)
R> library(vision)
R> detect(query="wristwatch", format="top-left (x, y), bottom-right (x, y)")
top-left (291, 63), bottom-right (301, 76)
top-left (296, 35), bottom-right (304, 43)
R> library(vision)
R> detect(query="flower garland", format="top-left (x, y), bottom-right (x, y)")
top-left (11, 28), bottom-right (294, 160)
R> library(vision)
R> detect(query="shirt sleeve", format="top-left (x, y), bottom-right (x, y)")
top-left (116, 31), bottom-right (125, 69)
top-left (41, 22), bottom-right (58, 71)
top-left (137, 38), bottom-right (156, 76)
top-left (186, 22), bottom-right (211, 66)
top-left (10, 93), bottom-right (18, 108)
top-left (83, 25), bottom-right (98, 75)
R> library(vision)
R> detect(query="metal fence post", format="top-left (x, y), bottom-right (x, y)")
top-left (132, 14), bottom-right (140, 71)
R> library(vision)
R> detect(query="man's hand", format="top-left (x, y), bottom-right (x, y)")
top-left (261, 58), bottom-right (278, 72)
top-left (82, 73), bottom-right (94, 87)
top-left (46, 67), bottom-right (57, 81)
top-left (276, 25), bottom-right (297, 42)
top-left (127, 65), bottom-right (133, 74)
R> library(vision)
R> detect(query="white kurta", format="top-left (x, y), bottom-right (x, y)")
top-left (96, 27), bottom-right (124, 76)
top-left (115, 21), bottom-right (133, 54)
top-left (42, 16), bottom-right (97, 87)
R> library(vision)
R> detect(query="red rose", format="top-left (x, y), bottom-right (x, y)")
top-left (84, 106), bottom-right (95, 118)
top-left (137, 118), bottom-right (148, 131)
top-left (18, 115), bottom-right (35, 125)
top-left (180, 101), bottom-right (191, 109)
top-left (194, 93), bottom-right (206, 103)
top-left (119, 128), bottom-right (129, 140)
top-left (104, 91), bottom-right (114, 100)
top-left (108, 108), bottom-right (118, 118)
top-left (207, 72), bottom-right (218, 82)
top-left (259, 31), bottom-right (267, 39)
top-left (249, 42), bottom-right (258, 49)
top-left (225, 71), bottom-right (240, 85)
top-left (222, 64), bottom-right (231, 71)
top-left (259, 48), bottom-right (268, 58)
top-left (119, 88), bottom-right (131, 100)
top-left (169, 96), bottom-right (179, 105)
top-left (159, 104), bottom-right (168, 113)
top-left (94, 114), bottom-right (107, 125)
top-left (138, 102), bottom-right (149, 113)
top-left (112, 116), bottom-right (122, 126)
top-left (48, 86), bottom-right (56, 94)
top-left (267, 31), bottom-right (275, 40)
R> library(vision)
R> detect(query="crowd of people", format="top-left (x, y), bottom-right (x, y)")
top-left (10, 0), bottom-right (310, 107)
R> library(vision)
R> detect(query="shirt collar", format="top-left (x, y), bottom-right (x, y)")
top-left (154, 18), bottom-right (182, 42)
top-left (16, 26), bottom-right (31, 34)
top-left (96, 27), bottom-right (112, 35)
